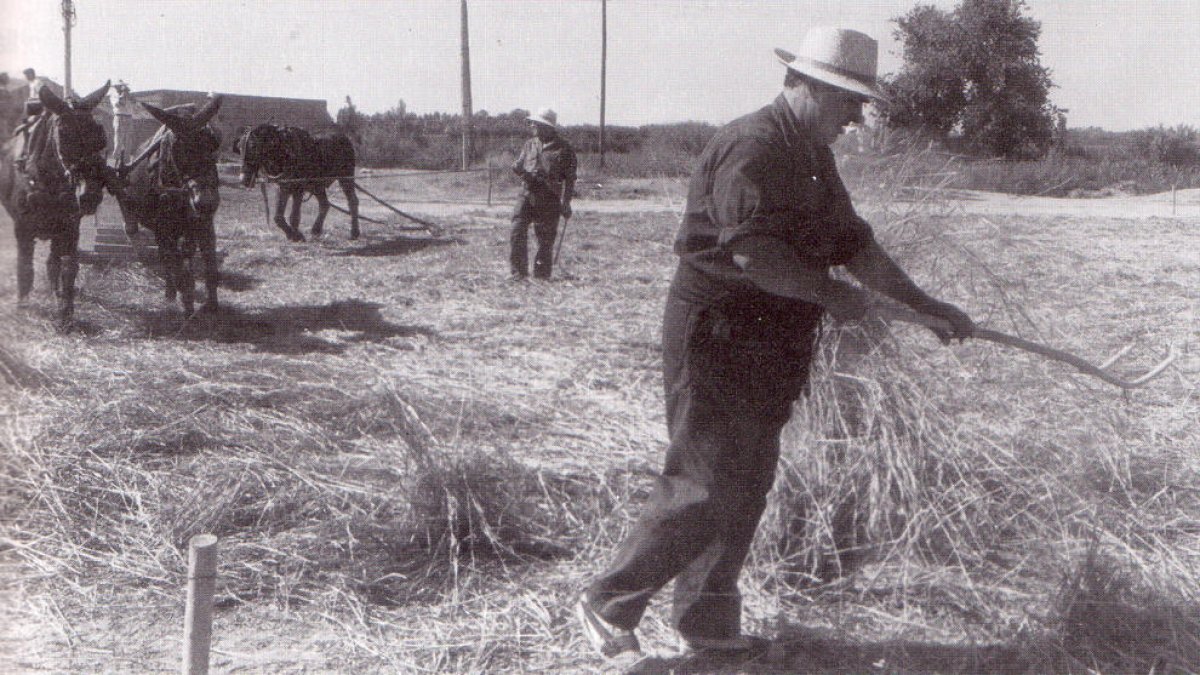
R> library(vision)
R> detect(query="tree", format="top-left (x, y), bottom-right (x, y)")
top-left (880, 0), bottom-right (1059, 159)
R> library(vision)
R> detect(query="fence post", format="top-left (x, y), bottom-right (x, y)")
top-left (182, 534), bottom-right (218, 675)
top-left (486, 160), bottom-right (493, 207)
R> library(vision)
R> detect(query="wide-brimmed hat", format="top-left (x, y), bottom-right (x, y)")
top-left (775, 27), bottom-right (886, 101)
top-left (527, 107), bottom-right (558, 128)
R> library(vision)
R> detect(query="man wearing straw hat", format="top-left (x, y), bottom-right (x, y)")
top-left (509, 107), bottom-right (577, 280)
top-left (576, 27), bottom-right (974, 660)
top-left (108, 80), bottom-right (137, 166)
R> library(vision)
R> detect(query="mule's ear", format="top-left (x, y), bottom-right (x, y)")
top-left (39, 85), bottom-right (70, 115)
top-left (189, 95), bottom-right (223, 131)
top-left (141, 101), bottom-right (186, 133)
top-left (76, 80), bottom-right (111, 111)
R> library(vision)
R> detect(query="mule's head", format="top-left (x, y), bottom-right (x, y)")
top-left (234, 124), bottom-right (284, 188)
top-left (39, 82), bottom-right (111, 215)
top-left (142, 96), bottom-right (224, 218)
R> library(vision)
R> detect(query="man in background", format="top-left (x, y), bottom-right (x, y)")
top-left (109, 80), bottom-right (137, 165)
top-left (22, 68), bottom-right (44, 99)
top-left (509, 107), bottom-right (576, 281)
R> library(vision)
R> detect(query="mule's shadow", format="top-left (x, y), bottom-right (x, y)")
top-left (214, 269), bottom-right (261, 292)
top-left (133, 299), bottom-right (435, 354)
top-left (135, 262), bottom-right (262, 293)
top-left (625, 623), bottom-right (1033, 675)
top-left (334, 235), bottom-right (462, 258)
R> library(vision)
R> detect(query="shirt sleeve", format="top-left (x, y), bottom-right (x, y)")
top-left (811, 146), bottom-right (874, 265)
top-left (561, 145), bottom-right (577, 185)
top-left (711, 132), bottom-right (803, 249)
top-left (511, 140), bottom-right (529, 175)
top-left (710, 132), bottom-right (873, 267)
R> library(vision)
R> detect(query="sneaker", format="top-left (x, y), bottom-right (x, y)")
top-left (575, 595), bottom-right (640, 659)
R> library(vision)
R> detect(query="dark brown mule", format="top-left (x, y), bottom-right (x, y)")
top-left (234, 124), bottom-right (359, 241)
top-left (111, 97), bottom-right (223, 316)
top-left (0, 82), bottom-right (111, 330)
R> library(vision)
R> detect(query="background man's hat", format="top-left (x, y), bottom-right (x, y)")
top-left (774, 27), bottom-right (886, 101)
top-left (527, 107), bottom-right (558, 128)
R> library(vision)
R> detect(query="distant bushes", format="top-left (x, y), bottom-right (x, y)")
top-left (1128, 125), bottom-right (1200, 167)
top-left (953, 124), bottom-right (1200, 196)
top-left (343, 100), bottom-right (1200, 195)
top-left (342, 100), bottom-right (715, 176)
top-left (836, 124), bottom-right (1200, 197)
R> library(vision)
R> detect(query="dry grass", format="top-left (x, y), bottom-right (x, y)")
top-left (1, 151), bottom-right (1197, 673)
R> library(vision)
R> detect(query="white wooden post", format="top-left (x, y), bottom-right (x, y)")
top-left (182, 534), bottom-right (218, 675)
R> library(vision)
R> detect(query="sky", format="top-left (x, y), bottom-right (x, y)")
top-left (2, 0), bottom-right (1199, 131)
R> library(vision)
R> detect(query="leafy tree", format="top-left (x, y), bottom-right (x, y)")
top-left (881, 0), bottom-right (1059, 159)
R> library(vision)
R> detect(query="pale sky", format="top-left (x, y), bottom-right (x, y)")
top-left (3, 0), bottom-right (1198, 131)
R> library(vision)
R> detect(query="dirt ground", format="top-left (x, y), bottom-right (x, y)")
top-left (1, 182), bottom-right (1197, 673)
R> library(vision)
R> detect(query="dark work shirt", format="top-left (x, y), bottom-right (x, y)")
top-left (513, 135), bottom-right (577, 204)
top-left (671, 94), bottom-right (875, 342)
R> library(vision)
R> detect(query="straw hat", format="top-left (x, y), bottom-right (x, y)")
top-left (774, 27), bottom-right (886, 101)
top-left (527, 107), bottom-right (558, 128)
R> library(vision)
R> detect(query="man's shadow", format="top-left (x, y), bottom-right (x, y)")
top-left (625, 623), bottom-right (1033, 675)
top-left (132, 299), bottom-right (436, 354)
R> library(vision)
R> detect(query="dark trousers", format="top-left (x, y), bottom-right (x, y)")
top-left (586, 287), bottom-right (812, 640)
top-left (510, 194), bottom-right (560, 278)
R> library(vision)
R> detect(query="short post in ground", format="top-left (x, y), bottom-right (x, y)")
top-left (182, 533), bottom-right (218, 675)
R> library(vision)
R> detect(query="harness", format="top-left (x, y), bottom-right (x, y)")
top-left (136, 127), bottom-right (204, 197)
top-left (13, 113), bottom-right (79, 210)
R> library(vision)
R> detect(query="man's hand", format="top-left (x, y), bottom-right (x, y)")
top-left (561, 203), bottom-right (572, 219)
top-left (918, 299), bottom-right (974, 343)
top-left (823, 281), bottom-right (869, 322)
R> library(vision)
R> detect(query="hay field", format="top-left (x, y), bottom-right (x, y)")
top-left (0, 169), bottom-right (1198, 674)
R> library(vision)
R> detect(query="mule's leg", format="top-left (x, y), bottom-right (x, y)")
top-left (338, 177), bottom-right (360, 240)
top-left (288, 188), bottom-right (303, 236)
top-left (311, 186), bottom-right (329, 237)
top-left (16, 235), bottom-right (35, 305)
top-left (50, 231), bottom-right (80, 330)
top-left (46, 246), bottom-right (61, 297)
top-left (177, 236), bottom-right (197, 316)
top-left (273, 188), bottom-right (304, 242)
top-left (197, 221), bottom-right (220, 312)
top-left (155, 232), bottom-right (180, 304)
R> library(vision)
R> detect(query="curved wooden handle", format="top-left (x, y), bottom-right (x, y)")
top-left (869, 304), bottom-right (1178, 390)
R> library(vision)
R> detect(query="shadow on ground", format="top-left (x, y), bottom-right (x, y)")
top-left (334, 235), bottom-right (462, 258)
top-left (625, 624), bottom-right (1037, 675)
top-left (130, 299), bottom-right (436, 354)
top-left (214, 269), bottom-right (261, 292)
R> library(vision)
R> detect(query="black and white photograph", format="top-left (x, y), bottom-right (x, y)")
top-left (1, 1), bottom-right (1197, 673)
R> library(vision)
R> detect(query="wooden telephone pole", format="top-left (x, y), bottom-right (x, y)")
top-left (599, 0), bottom-right (607, 168)
top-left (62, 0), bottom-right (76, 96)
top-left (460, 0), bottom-right (475, 169)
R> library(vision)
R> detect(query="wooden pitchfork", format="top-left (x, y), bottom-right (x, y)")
top-left (869, 304), bottom-right (1178, 390)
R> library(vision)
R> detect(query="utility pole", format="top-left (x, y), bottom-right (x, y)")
top-left (62, 0), bottom-right (76, 97)
top-left (460, 0), bottom-right (475, 170)
top-left (599, 0), bottom-right (607, 169)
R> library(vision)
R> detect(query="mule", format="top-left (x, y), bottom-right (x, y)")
top-left (234, 124), bottom-right (359, 241)
top-left (0, 82), bottom-right (111, 330)
top-left (111, 97), bottom-right (223, 316)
